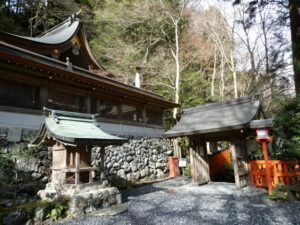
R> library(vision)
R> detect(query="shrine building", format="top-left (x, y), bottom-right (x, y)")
top-left (0, 13), bottom-right (178, 142)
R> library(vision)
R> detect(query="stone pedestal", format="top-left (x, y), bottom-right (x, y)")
top-left (38, 182), bottom-right (121, 217)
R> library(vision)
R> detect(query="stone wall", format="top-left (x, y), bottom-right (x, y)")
top-left (0, 143), bottom-right (51, 199)
top-left (0, 137), bottom-right (173, 200)
top-left (92, 138), bottom-right (173, 182)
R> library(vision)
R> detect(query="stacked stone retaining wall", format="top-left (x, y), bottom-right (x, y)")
top-left (92, 138), bottom-right (173, 182)
top-left (0, 137), bottom-right (173, 198)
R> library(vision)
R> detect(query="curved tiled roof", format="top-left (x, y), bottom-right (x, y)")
top-left (165, 95), bottom-right (261, 138)
top-left (2, 20), bottom-right (80, 45)
top-left (32, 108), bottom-right (127, 145)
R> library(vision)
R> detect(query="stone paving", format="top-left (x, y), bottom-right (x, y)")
top-left (54, 177), bottom-right (300, 225)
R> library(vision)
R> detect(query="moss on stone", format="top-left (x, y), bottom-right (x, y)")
top-left (0, 200), bottom-right (53, 214)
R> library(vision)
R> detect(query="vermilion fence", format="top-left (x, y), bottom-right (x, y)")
top-left (249, 160), bottom-right (300, 188)
top-left (208, 149), bottom-right (232, 176)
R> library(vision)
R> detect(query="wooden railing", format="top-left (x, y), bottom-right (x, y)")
top-left (249, 160), bottom-right (300, 188)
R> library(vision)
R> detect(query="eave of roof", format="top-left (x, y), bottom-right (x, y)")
top-left (0, 20), bottom-right (80, 45)
top-left (0, 15), bottom-right (111, 74)
top-left (0, 42), bottom-right (179, 109)
top-left (164, 95), bottom-right (261, 138)
top-left (31, 108), bottom-right (127, 145)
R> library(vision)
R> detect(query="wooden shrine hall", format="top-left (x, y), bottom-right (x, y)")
top-left (31, 108), bottom-right (127, 188)
top-left (165, 95), bottom-right (265, 188)
top-left (0, 12), bottom-right (178, 140)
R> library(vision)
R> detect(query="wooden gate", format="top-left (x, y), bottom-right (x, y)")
top-left (231, 140), bottom-right (249, 188)
top-left (190, 139), bottom-right (210, 184)
top-left (208, 149), bottom-right (232, 176)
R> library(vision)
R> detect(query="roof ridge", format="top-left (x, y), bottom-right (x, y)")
top-left (38, 11), bottom-right (81, 37)
top-left (44, 107), bottom-right (97, 120)
top-left (185, 95), bottom-right (259, 114)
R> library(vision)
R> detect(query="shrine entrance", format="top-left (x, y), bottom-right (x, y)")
top-left (165, 95), bottom-right (264, 188)
top-left (188, 132), bottom-right (250, 188)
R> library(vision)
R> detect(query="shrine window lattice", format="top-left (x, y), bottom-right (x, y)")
top-left (145, 110), bottom-right (163, 126)
top-left (47, 89), bottom-right (86, 113)
top-left (0, 79), bottom-right (164, 126)
top-left (91, 99), bottom-right (163, 126)
top-left (0, 79), bottom-right (38, 109)
top-left (97, 100), bottom-right (119, 120)
top-left (122, 104), bottom-right (143, 123)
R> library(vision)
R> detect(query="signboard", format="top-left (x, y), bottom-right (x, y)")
top-left (179, 158), bottom-right (187, 167)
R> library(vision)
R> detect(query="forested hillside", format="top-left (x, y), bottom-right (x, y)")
top-left (0, 0), bottom-right (295, 118)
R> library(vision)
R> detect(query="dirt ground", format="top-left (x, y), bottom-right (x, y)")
top-left (54, 177), bottom-right (300, 225)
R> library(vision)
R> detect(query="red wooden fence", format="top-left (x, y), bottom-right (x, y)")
top-left (249, 160), bottom-right (300, 188)
top-left (208, 149), bottom-right (232, 176)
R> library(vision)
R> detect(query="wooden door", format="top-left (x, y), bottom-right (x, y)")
top-left (231, 140), bottom-right (249, 188)
top-left (190, 139), bottom-right (210, 184)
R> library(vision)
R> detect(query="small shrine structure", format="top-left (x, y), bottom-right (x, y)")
top-left (165, 95), bottom-right (265, 188)
top-left (30, 108), bottom-right (127, 215)
top-left (32, 108), bottom-right (126, 187)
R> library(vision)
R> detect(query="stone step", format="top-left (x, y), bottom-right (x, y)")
top-left (91, 205), bottom-right (128, 216)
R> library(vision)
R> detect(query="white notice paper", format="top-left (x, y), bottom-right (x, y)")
top-left (179, 158), bottom-right (187, 167)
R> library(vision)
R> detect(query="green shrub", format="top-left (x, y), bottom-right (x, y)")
top-left (266, 188), bottom-right (288, 201)
top-left (47, 202), bottom-right (66, 221)
top-left (272, 97), bottom-right (300, 160)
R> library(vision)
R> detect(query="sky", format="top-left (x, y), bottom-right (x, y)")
top-left (188, 0), bottom-right (293, 82)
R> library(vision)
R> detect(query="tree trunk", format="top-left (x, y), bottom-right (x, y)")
top-left (172, 20), bottom-right (181, 160)
top-left (220, 54), bottom-right (225, 100)
top-left (289, 0), bottom-right (300, 96)
top-left (211, 48), bottom-right (217, 98)
top-left (172, 20), bottom-right (180, 120)
top-left (230, 49), bottom-right (238, 98)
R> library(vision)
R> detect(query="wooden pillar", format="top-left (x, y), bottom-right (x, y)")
top-left (230, 142), bottom-right (240, 188)
top-left (173, 138), bottom-right (181, 158)
top-left (262, 141), bottom-right (273, 193)
top-left (89, 169), bottom-right (93, 184)
top-left (52, 142), bottom-right (67, 187)
top-left (231, 139), bottom-right (249, 189)
top-left (142, 107), bottom-right (147, 124)
top-left (75, 150), bottom-right (80, 185)
top-left (70, 151), bottom-right (74, 167)
top-left (100, 146), bottom-right (106, 180)
top-left (39, 86), bottom-right (48, 108)
top-left (117, 104), bottom-right (122, 120)
top-left (85, 95), bottom-right (91, 114)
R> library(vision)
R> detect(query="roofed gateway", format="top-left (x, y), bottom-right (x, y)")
top-left (165, 95), bottom-right (267, 189)
top-left (165, 95), bottom-right (263, 138)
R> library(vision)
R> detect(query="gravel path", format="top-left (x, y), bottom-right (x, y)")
top-left (54, 177), bottom-right (300, 225)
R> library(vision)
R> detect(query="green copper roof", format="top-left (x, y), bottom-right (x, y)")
top-left (165, 95), bottom-right (262, 138)
top-left (32, 108), bottom-right (127, 145)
